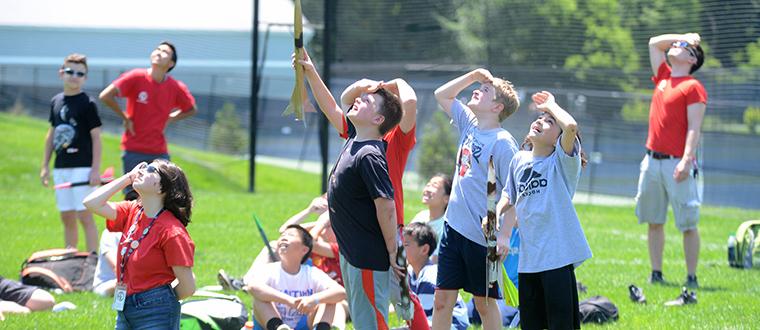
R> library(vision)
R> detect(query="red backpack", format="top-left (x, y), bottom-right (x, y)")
top-left (20, 248), bottom-right (97, 292)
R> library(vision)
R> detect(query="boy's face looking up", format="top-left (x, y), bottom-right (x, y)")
top-left (421, 176), bottom-right (449, 208)
top-left (277, 227), bottom-right (309, 263)
top-left (59, 62), bottom-right (87, 90)
top-left (151, 44), bottom-right (176, 71)
top-left (347, 92), bottom-right (384, 127)
top-left (467, 83), bottom-right (504, 115)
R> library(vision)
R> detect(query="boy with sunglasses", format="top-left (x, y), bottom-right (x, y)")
top-left (637, 33), bottom-right (707, 288)
top-left (40, 53), bottom-right (103, 252)
top-left (99, 41), bottom-right (197, 200)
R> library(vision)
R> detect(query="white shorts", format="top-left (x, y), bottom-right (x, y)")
top-left (634, 155), bottom-right (702, 232)
top-left (92, 279), bottom-right (117, 297)
top-left (53, 167), bottom-right (96, 212)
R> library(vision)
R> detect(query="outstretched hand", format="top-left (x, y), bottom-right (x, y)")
top-left (531, 91), bottom-right (557, 111)
top-left (292, 49), bottom-right (316, 73)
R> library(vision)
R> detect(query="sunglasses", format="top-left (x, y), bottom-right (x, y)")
top-left (63, 67), bottom-right (87, 77)
top-left (138, 163), bottom-right (160, 174)
top-left (671, 41), bottom-right (697, 57)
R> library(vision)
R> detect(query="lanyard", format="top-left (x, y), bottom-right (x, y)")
top-left (118, 207), bottom-right (164, 283)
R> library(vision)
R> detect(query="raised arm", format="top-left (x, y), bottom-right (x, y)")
top-left (382, 79), bottom-right (417, 133)
top-left (279, 196), bottom-right (327, 233)
top-left (294, 49), bottom-right (343, 133)
top-left (83, 163), bottom-right (141, 220)
top-left (532, 91), bottom-right (578, 155)
top-left (434, 68), bottom-right (493, 117)
top-left (99, 84), bottom-right (134, 136)
top-left (648, 33), bottom-right (701, 74)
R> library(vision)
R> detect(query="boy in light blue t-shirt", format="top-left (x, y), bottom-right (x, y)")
top-left (497, 91), bottom-right (592, 329)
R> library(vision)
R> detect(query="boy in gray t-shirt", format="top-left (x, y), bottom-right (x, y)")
top-left (498, 91), bottom-right (592, 330)
top-left (431, 68), bottom-right (520, 330)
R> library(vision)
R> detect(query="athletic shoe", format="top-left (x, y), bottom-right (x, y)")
top-left (217, 269), bottom-right (244, 291)
top-left (628, 284), bottom-right (646, 304)
top-left (685, 275), bottom-right (699, 288)
top-left (649, 271), bottom-right (665, 284)
top-left (664, 287), bottom-right (697, 306)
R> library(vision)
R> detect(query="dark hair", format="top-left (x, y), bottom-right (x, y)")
top-left (285, 224), bottom-right (313, 264)
top-left (154, 159), bottom-right (193, 226)
top-left (374, 88), bottom-right (403, 135)
top-left (159, 41), bottom-right (178, 72)
top-left (690, 44), bottom-right (704, 74)
top-left (403, 222), bottom-right (437, 258)
top-left (432, 173), bottom-right (453, 196)
top-left (62, 53), bottom-right (88, 72)
top-left (521, 114), bottom-right (588, 168)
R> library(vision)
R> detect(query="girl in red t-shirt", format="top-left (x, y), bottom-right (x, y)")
top-left (84, 159), bottom-right (195, 329)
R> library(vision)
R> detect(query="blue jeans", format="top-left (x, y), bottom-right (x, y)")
top-left (115, 285), bottom-right (180, 330)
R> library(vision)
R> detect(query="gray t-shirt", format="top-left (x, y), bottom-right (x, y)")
top-left (444, 100), bottom-right (518, 247)
top-left (503, 136), bottom-right (592, 273)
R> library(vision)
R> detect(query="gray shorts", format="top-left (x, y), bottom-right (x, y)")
top-left (635, 154), bottom-right (702, 232)
top-left (339, 254), bottom-right (403, 330)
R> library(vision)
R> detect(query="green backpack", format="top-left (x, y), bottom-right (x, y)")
top-left (179, 290), bottom-right (248, 330)
top-left (729, 220), bottom-right (760, 268)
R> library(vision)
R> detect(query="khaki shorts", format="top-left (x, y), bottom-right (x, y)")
top-left (635, 154), bottom-right (702, 232)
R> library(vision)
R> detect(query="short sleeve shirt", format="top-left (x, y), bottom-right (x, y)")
top-left (107, 201), bottom-right (195, 294)
top-left (113, 69), bottom-right (195, 154)
top-left (251, 263), bottom-right (336, 328)
top-left (647, 62), bottom-right (708, 157)
top-left (409, 262), bottom-right (469, 330)
top-left (48, 92), bottom-right (102, 168)
top-left (311, 242), bottom-right (343, 286)
top-left (327, 133), bottom-right (394, 271)
top-left (444, 100), bottom-right (518, 246)
top-left (503, 137), bottom-right (592, 273)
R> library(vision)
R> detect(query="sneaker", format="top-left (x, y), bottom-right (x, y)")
top-left (649, 271), bottom-right (665, 284)
top-left (685, 275), bottom-right (699, 288)
top-left (628, 284), bottom-right (646, 304)
top-left (217, 269), bottom-right (243, 291)
top-left (664, 287), bottom-right (697, 306)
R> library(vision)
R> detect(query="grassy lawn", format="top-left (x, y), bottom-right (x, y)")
top-left (1, 112), bottom-right (759, 329)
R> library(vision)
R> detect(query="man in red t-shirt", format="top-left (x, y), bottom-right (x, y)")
top-left (636, 33), bottom-right (707, 289)
top-left (99, 41), bottom-right (197, 200)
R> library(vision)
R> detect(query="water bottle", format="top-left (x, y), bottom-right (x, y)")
top-left (727, 235), bottom-right (737, 267)
top-left (240, 320), bottom-right (253, 330)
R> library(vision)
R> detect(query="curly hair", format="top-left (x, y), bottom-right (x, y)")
top-left (154, 159), bottom-right (193, 226)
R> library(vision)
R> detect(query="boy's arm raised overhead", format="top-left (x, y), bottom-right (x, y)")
top-left (381, 79), bottom-right (417, 133)
top-left (434, 68), bottom-right (494, 117)
top-left (294, 49), bottom-right (343, 133)
top-left (532, 91), bottom-right (578, 155)
top-left (648, 33), bottom-right (700, 75)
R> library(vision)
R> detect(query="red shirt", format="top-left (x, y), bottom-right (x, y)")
top-left (311, 242), bottom-right (343, 286)
top-left (647, 62), bottom-right (708, 157)
top-left (114, 69), bottom-right (196, 154)
top-left (107, 201), bottom-right (195, 295)
top-left (341, 116), bottom-right (416, 225)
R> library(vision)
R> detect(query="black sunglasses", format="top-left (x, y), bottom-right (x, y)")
top-left (63, 67), bottom-right (86, 77)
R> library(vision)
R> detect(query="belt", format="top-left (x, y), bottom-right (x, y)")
top-left (646, 149), bottom-right (678, 160)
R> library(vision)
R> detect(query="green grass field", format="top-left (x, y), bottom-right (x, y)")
top-left (2, 112), bottom-right (759, 329)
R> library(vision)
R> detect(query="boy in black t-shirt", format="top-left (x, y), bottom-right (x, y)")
top-left (40, 53), bottom-right (102, 252)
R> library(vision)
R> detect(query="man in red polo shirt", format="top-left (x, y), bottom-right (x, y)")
top-left (99, 41), bottom-right (197, 200)
top-left (636, 33), bottom-right (707, 289)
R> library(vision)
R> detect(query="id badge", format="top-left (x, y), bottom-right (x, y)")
top-left (112, 284), bottom-right (127, 311)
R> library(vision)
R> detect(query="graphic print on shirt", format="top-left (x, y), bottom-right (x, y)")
top-left (278, 288), bottom-right (314, 324)
top-left (137, 91), bottom-right (149, 104)
top-left (518, 165), bottom-right (547, 198)
top-left (457, 135), bottom-right (484, 177)
top-left (53, 105), bottom-right (77, 153)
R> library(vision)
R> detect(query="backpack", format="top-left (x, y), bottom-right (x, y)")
top-left (180, 290), bottom-right (248, 330)
top-left (579, 296), bottom-right (618, 324)
top-left (730, 220), bottom-right (760, 268)
top-left (20, 248), bottom-right (97, 292)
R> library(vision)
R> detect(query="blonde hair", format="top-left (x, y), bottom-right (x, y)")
top-left (492, 78), bottom-right (519, 122)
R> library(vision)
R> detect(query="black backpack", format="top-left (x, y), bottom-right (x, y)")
top-left (20, 248), bottom-right (97, 292)
top-left (579, 295), bottom-right (618, 324)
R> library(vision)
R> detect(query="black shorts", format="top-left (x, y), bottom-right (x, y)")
top-left (0, 276), bottom-right (37, 306)
top-left (519, 264), bottom-right (581, 330)
top-left (437, 222), bottom-right (501, 299)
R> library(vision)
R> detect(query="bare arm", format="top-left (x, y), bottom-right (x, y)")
top-left (375, 197), bottom-right (402, 277)
top-left (246, 279), bottom-right (296, 306)
top-left (434, 68), bottom-right (493, 117)
top-left (99, 84), bottom-right (134, 135)
top-left (294, 50), bottom-right (344, 133)
top-left (83, 164), bottom-right (141, 219)
top-left (279, 196), bottom-right (327, 233)
top-left (532, 91), bottom-right (578, 155)
top-left (383, 79), bottom-right (417, 133)
top-left (40, 127), bottom-right (54, 187)
top-left (648, 33), bottom-right (701, 74)
top-left (106, 250), bottom-right (118, 274)
top-left (674, 102), bottom-right (706, 182)
top-left (496, 195), bottom-right (517, 235)
top-left (167, 105), bottom-right (198, 124)
top-left (171, 266), bottom-right (196, 300)
top-left (88, 127), bottom-right (102, 186)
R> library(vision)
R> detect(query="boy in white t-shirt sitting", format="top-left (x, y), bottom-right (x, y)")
top-left (92, 229), bottom-right (121, 296)
top-left (244, 225), bottom-right (346, 330)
